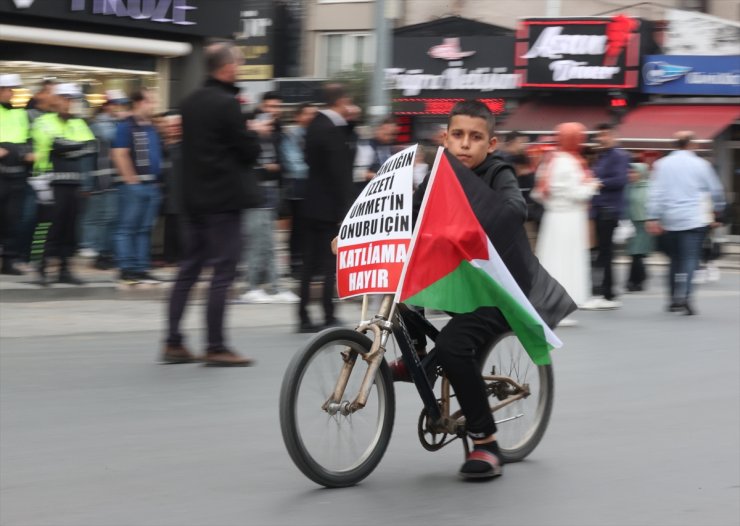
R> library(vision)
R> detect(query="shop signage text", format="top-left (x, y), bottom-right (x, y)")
top-left (386, 66), bottom-right (518, 96)
top-left (389, 36), bottom-right (519, 97)
top-left (70, 0), bottom-right (196, 25)
top-left (0, 0), bottom-right (238, 36)
top-left (516, 16), bottom-right (641, 89)
top-left (642, 55), bottom-right (740, 96)
top-left (235, 1), bottom-right (274, 81)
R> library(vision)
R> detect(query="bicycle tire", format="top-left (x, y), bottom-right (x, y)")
top-left (279, 328), bottom-right (396, 487)
top-left (479, 332), bottom-right (554, 463)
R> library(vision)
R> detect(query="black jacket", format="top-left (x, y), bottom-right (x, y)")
top-left (413, 152), bottom-right (576, 328)
top-left (302, 111), bottom-right (357, 223)
top-left (180, 78), bottom-right (261, 215)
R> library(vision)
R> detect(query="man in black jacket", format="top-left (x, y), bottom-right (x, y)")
top-left (297, 83), bottom-right (357, 332)
top-left (163, 41), bottom-right (270, 366)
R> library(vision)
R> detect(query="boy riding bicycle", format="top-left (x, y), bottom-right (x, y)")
top-left (394, 100), bottom-right (576, 480)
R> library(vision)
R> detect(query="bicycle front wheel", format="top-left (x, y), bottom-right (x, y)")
top-left (279, 328), bottom-right (395, 487)
top-left (480, 333), bottom-right (554, 463)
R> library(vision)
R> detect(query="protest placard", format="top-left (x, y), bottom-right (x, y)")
top-left (336, 145), bottom-right (417, 298)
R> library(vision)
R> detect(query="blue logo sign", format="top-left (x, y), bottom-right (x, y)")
top-left (642, 55), bottom-right (740, 96)
top-left (643, 61), bottom-right (692, 85)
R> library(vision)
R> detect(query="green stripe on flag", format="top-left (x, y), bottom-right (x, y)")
top-left (405, 260), bottom-right (553, 365)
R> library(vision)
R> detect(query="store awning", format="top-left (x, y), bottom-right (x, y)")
top-left (498, 100), bottom-right (612, 134)
top-left (617, 105), bottom-right (740, 148)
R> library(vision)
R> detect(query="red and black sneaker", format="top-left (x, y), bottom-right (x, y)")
top-left (459, 443), bottom-right (504, 480)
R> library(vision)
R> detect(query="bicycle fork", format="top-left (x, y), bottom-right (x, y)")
top-left (322, 296), bottom-right (395, 416)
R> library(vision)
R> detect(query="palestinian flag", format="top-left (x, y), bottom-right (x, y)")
top-left (396, 149), bottom-right (563, 365)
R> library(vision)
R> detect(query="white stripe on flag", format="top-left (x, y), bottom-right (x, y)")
top-left (471, 239), bottom-right (563, 349)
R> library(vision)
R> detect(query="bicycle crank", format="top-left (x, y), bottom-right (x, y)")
top-left (417, 408), bottom-right (458, 451)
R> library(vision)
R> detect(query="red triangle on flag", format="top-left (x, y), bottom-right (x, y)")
top-left (399, 153), bottom-right (489, 301)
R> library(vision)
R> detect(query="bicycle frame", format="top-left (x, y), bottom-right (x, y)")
top-left (322, 295), bottom-right (532, 441)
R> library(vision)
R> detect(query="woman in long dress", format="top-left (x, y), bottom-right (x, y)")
top-left (533, 123), bottom-right (600, 323)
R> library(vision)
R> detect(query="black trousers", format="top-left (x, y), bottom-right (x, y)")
top-left (627, 254), bottom-right (647, 287)
top-left (0, 177), bottom-right (26, 262)
top-left (594, 210), bottom-right (619, 300)
top-left (167, 211), bottom-right (242, 350)
top-left (288, 198), bottom-right (304, 275)
top-left (298, 218), bottom-right (338, 325)
top-left (162, 213), bottom-right (184, 264)
top-left (404, 306), bottom-right (510, 439)
top-left (44, 184), bottom-right (81, 264)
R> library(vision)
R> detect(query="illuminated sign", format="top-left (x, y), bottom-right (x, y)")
top-left (389, 36), bottom-right (519, 97)
top-left (516, 16), bottom-right (641, 89)
top-left (70, 0), bottom-right (196, 26)
top-left (393, 98), bottom-right (506, 116)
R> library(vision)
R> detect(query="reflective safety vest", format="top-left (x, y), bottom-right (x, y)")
top-left (0, 104), bottom-right (30, 144)
top-left (31, 112), bottom-right (95, 175)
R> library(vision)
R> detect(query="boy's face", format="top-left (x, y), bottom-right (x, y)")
top-left (444, 115), bottom-right (497, 169)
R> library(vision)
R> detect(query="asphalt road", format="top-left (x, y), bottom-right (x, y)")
top-left (1, 270), bottom-right (739, 526)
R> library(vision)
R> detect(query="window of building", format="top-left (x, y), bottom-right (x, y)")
top-left (318, 32), bottom-right (374, 77)
top-left (678, 0), bottom-right (709, 12)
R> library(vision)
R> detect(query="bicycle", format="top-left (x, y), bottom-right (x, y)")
top-left (279, 295), bottom-right (554, 488)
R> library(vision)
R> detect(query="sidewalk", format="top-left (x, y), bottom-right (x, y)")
top-left (2, 242), bottom-right (738, 303)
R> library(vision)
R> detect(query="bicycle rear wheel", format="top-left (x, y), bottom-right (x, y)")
top-left (279, 328), bottom-right (395, 487)
top-left (480, 333), bottom-right (554, 463)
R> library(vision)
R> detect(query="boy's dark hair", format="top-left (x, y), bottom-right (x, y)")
top-left (596, 122), bottom-right (614, 132)
top-left (295, 102), bottom-right (314, 114)
top-left (378, 116), bottom-right (396, 126)
top-left (448, 99), bottom-right (496, 137)
top-left (321, 83), bottom-right (348, 107)
top-left (262, 91), bottom-right (282, 102)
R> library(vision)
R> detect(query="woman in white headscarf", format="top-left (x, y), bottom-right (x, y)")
top-left (533, 122), bottom-right (601, 325)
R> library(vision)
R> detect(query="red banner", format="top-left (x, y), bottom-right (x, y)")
top-left (337, 239), bottom-right (409, 297)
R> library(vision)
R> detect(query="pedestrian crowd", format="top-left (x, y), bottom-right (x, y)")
top-left (518, 123), bottom-right (727, 323)
top-left (0, 47), bottom-right (729, 363)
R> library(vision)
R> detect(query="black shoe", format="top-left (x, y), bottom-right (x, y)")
top-left (58, 271), bottom-right (84, 285)
top-left (1, 260), bottom-right (23, 275)
top-left (297, 321), bottom-right (322, 334)
top-left (682, 302), bottom-right (695, 316)
top-left (626, 283), bottom-right (643, 292)
top-left (93, 255), bottom-right (115, 270)
top-left (119, 270), bottom-right (141, 285)
top-left (135, 271), bottom-right (162, 284)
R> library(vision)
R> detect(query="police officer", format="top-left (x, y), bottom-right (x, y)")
top-left (0, 74), bottom-right (34, 275)
top-left (31, 83), bottom-right (96, 285)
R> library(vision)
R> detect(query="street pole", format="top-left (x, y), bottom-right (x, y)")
top-left (369, 0), bottom-right (391, 122)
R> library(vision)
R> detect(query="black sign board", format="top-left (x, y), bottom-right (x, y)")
top-left (0, 0), bottom-right (239, 37)
top-left (235, 0), bottom-right (274, 80)
top-left (515, 16), bottom-right (641, 89)
top-left (388, 35), bottom-right (519, 99)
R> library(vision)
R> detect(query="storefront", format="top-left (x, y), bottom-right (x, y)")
top-left (0, 0), bottom-right (242, 110)
top-left (628, 53), bottom-right (740, 234)
top-left (499, 15), bottom-right (652, 137)
top-left (386, 17), bottom-right (521, 143)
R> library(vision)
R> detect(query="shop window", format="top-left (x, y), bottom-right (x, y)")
top-left (679, 0), bottom-right (709, 12)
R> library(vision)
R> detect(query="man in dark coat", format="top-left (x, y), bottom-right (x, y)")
top-left (163, 41), bottom-right (270, 366)
top-left (297, 83), bottom-right (357, 332)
